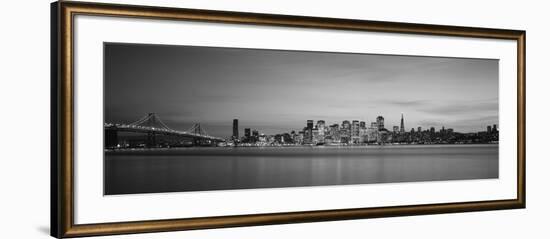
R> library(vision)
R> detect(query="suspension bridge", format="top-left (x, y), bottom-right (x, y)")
top-left (104, 113), bottom-right (225, 148)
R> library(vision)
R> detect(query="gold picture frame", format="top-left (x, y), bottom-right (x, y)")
top-left (51, 1), bottom-right (526, 238)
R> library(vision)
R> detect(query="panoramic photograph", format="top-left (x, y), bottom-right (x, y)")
top-left (103, 43), bottom-right (499, 195)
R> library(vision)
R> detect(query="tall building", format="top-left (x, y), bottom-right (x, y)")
top-left (305, 120), bottom-right (314, 144)
top-left (307, 120), bottom-right (314, 129)
top-left (329, 124), bottom-right (340, 142)
top-left (351, 120), bottom-right (360, 144)
top-left (252, 130), bottom-right (259, 143)
top-left (294, 131), bottom-right (304, 144)
top-left (307, 120), bottom-right (314, 130)
top-left (244, 128), bottom-right (251, 142)
top-left (303, 128), bottom-right (313, 144)
top-left (359, 121), bottom-right (366, 129)
top-left (232, 119), bottom-right (239, 139)
top-left (376, 116), bottom-right (384, 130)
top-left (400, 113), bottom-right (405, 133)
top-left (430, 127), bottom-right (435, 134)
top-left (312, 128), bottom-right (322, 144)
top-left (351, 120), bottom-right (360, 136)
top-left (492, 124), bottom-right (498, 133)
top-left (342, 120), bottom-right (351, 129)
top-left (417, 126), bottom-right (422, 133)
top-left (359, 128), bottom-right (368, 143)
top-left (393, 126), bottom-right (399, 133)
top-left (342, 120), bottom-right (351, 138)
top-left (487, 125), bottom-right (492, 133)
top-left (317, 120), bottom-right (326, 136)
top-left (370, 122), bottom-right (378, 128)
top-left (366, 126), bottom-right (379, 142)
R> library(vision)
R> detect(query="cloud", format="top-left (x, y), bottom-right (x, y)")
top-left (388, 100), bottom-right (431, 107)
top-left (417, 98), bottom-right (498, 115)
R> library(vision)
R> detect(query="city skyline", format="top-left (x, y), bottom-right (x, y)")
top-left (225, 114), bottom-right (498, 147)
top-left (230, 115), bottom-right (497, 138)
top-left (105, 43), bottom-right (498, 137)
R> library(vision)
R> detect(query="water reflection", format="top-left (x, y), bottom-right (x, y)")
top-left (104, 145), bottom-right (498, 195)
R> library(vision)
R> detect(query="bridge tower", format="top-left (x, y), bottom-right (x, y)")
top-left (129, 112), bottom-right (173, 130)
top-left (104, 113), bottom-right (223, 149)
top-left (193, 123), bottom-right (203, 135)
top-left (128, 113), bottom-right (172, 148)
top-left (188, 123), bottom-right (214, 146)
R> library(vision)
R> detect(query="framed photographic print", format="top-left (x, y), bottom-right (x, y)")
top-left (51, 1), bottom-right (526, 238)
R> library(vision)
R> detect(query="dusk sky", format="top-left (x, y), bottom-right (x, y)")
top-left (104, 43), bottom-right (498, 138)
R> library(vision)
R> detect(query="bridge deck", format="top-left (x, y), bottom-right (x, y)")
top-left (104, 123), bottom-right (225, 142)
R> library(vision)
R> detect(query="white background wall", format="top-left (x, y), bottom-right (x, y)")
top-left (0, 0), bottom-right (546, 238)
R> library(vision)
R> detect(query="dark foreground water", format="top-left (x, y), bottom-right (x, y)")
top-left (104, 144), bottom-right (498, 195)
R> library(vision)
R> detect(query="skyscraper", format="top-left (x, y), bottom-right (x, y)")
top-left (351, 120), bottom-right (361, 144)
top-left (244, 128), bottom-right (251, 139)
top-left (329, 124), bottom-right (340, 142)
top-left (252, 130), bottom-right (259, 142)
top-left (400, 113), bottom-right (405, 133)
top-left (339, 120), bottom-right (351, 142)
top-left (342, 120), bottom-right (351, 138)
top-left (232, 119), bottom-right (239, 139)
top-left (370, 122), bottom-right (378, 128)
top-left (342, 120), bottom-right (351, 129)
top-left (312, 127), bottom-right (321, 144)
top-left (351, 120), bottom-right (360, 137)
top-left (317, 120), bottom-right (326, 136)
top-left (307, 120), bottom-right (314, 130)
top-left (376, 116), bottom-right (384, 130)
top-left (305, 120), bottom-right (314, 144)
top-left (304, 128), bottom-right (313, 144)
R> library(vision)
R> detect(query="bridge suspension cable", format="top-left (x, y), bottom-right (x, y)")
top-left (127, 114), bottom-right (150, 126)
top-left (107, 113), bottom-right (224, 141)
top-left (187, 123), bottom-right (209, 136)
top-left (128, 113), bottom-right (174, 131)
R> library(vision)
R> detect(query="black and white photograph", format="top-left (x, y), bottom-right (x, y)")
top-left (2, 0), bottom-right (539, 238)
top-left (104, 43), bottom-right (499, 195)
